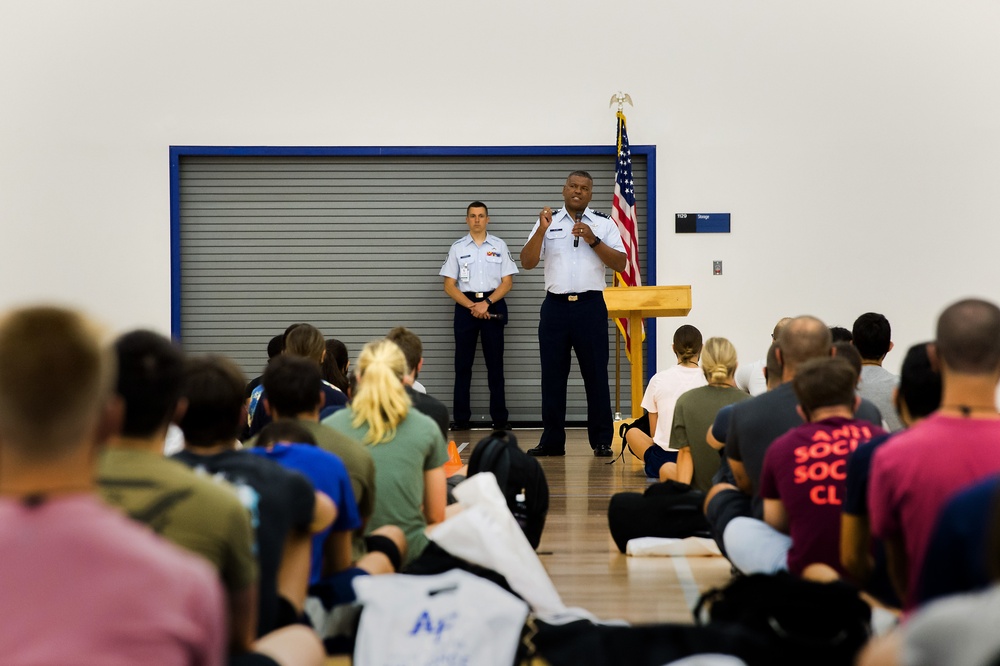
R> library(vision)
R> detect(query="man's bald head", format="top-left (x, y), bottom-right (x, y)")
top-left (772, 317), bottom-right (794, 340)
top-left (777, 315), bottom-right (832, 374)
top-left (935, 298), bottom-right (1000, 375)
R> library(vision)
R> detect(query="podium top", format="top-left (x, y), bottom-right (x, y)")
top-left (603, 285), bottom-right (692, 318)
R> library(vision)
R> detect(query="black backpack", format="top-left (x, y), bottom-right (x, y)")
top-left (694, 572), bottom-right (872, 666)
top-left (467, 430), bottom-right (549, 549)
top-left (607, 480), bottom-right (711, 553)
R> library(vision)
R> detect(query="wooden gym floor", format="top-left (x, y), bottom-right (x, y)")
top-left (324, 427), bottom-right (735, 664)
top-left (452, 425), bottom-right (734, 625)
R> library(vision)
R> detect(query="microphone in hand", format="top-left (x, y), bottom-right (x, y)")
top-left (573, 212), bottom-right (582, 248)
top-left (488, 313), bottom-right (506, 322)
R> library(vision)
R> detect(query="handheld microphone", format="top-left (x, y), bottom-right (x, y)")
top-left (488, 313), bottom-right (506, 322)
top-left (573, 212), bottom-right (582, 248)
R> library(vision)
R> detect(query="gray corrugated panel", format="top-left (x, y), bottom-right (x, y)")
top-left (179, 154), bottom-right (647, 423)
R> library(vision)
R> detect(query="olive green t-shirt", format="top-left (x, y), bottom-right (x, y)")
top-left (323, 408), bottom-right (448, 564)
top-left (98, 448), bottom-right (257, 592)
top-left (670, 385), bottom-right (751, 492)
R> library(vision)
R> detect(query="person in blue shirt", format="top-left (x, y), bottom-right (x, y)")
top-left (251, 422), bottom-right (362, 587)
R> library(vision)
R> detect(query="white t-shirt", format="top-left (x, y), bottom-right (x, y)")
top-left (353, 569), bottom-right (529, 666)
top-left (641, 365), bottom-right (708, 449)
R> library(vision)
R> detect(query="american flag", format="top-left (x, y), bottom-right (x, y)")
top-left (612, 111), bottom-right (643, 360)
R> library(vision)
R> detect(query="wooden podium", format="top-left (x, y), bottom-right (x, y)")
top-left (604, 285), bottom-right (692, 418)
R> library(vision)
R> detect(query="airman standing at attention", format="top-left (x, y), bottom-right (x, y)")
top-left (440, 201), bottom-right (518, 430)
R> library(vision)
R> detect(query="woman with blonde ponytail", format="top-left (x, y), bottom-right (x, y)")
top-left (323, 339), bottom-right (448, 564)
top-left (670, 337), bottom-right (751, 490)
top-left (625, 325), bottom-right (708, 480)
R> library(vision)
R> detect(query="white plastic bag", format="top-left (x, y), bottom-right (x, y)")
top-left (429, 472), bottom-right (600, 624)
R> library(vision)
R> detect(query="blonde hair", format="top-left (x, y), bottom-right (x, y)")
top-left (701, 337), bottom-right (738, 384)
top-left (0, 306), bottom-right (113, 458)
top-left (351, 339), bottom-right (410, 445)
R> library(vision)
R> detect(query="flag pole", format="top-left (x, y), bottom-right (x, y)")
top-left (614, 272), bottom-right (621, 420)
top-left (609, 90), bottom-right (636, 420)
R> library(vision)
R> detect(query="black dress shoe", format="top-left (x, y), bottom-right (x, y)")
top-left (593, 445), bottom-right (613, 458)
top-left (492, 422), bottom-right (513, 431)
top-left (527, 444), bottom-right (565, 457)
top-left (449, 421), bottom-right (471, 431)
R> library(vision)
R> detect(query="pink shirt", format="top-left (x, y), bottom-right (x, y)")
top-left (868, 413), bottom-right (1000, 608)
top-left (0, 494), bottom-right (225, 665)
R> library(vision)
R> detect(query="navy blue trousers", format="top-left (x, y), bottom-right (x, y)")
top-left (537, 292), bottom-right (613, 451)
top-left (452, 298), bottom-right (508, 423)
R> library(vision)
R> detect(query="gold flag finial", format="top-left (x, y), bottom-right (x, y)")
top-left (609, 92), bottom-right (633, 112)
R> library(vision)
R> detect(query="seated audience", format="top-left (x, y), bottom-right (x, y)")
top-left (704, 316), bottom-right (882, 553)
top-left (245, 334), bottom-right (285, 400)
top-left (255, 423), bottom-right (347, 585)
top-left (916, 471), bottom-right (1000, 605)
top-left (0, 307), bottom-right (226, 665)
top-left (625, 325), bottom-right (707, 479)
top-left (174, 355), bottom-right (334, 637)
top-left (98, 331), bottom-right (258, 656)
top-left (725, 357), bottom-right (884, 576)
top-left (669, 336), bottom-right (750, 490)
top-left (869, 298), bottom-right (1000, 608)
top-left (833, 341), bottom-right (863, 379)
top-left (243, 355), bottom-right (404, 572)
top-left (247, 324), bottom-right (347, 437)
top-left (830, 326), bottom-right (853, 343)
top-left (841, 342), bottom-right (940, 607)
top-left (321, 338), bottom-right (351, 394)
top-left (852, 312), bottom-right (902, 431)
top-left (323, 339), bottom-right (448, 565)
top-left (734, 317), bottom-right (792, 396)
top-left (859, 504), bottom-right (1000, 666)
top-left (387, 326), bottom-right (451, 437)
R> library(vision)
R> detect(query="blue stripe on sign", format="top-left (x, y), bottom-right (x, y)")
top-left (696, 213), bottom-right (730, 233)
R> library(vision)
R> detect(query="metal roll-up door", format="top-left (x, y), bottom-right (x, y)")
top-left (178, 152), bottom-right (648, 426)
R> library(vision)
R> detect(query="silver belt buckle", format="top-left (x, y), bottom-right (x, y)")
top-left (568, 294), bottom-right (579, 302)
top-left (475, 292), bottom-right (484, 298)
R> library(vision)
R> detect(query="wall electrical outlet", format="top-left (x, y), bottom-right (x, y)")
top-left (713, 260), bottom-right (723, 275)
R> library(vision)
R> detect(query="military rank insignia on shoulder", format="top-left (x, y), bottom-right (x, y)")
top-left (591, 210), bottom-right (611, 219)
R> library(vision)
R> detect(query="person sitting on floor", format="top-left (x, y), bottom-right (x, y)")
top-left (247, 323), bottom-right (348, 437)
top-left (243, 355), bottom-right (406, 576)
top-left (0, 307), bottom-right (226, 665)
top-left (625, 324), bottom-right (707, 480)
top-left (724, 356), bottom-right (885, 577)
top-left (841, 342), bottom-right (941, 609)
top-left (174, 355), bottom-right (334, 639)
top-left (323, 339), bottom-right (448, 566)
top-left (669, 336), bottom-right (751, 491)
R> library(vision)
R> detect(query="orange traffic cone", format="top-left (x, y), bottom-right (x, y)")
top-left (444, 440), bottom-right (464, 477)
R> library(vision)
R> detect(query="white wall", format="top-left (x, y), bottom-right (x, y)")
top-left (3, 1), bottom-right (999, 374)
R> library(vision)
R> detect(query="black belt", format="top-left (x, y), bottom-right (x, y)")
top-left (546, 290), bottom-right (602, 302)
top-left (462, 291), bottom-right (494, 301)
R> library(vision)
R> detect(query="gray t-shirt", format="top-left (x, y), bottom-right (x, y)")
top-left (859, 364), bottom-right (902, 432)
top-left (903, 585), bottom-right (1000, 666)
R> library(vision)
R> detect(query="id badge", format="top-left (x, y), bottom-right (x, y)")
top-left (459, 263), bottom-right (470, 282)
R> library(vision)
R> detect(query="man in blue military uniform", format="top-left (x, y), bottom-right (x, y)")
top-left (520, 171), bottom-right (627, 457)
top-left (441, 201), bottom-right (518, 430)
